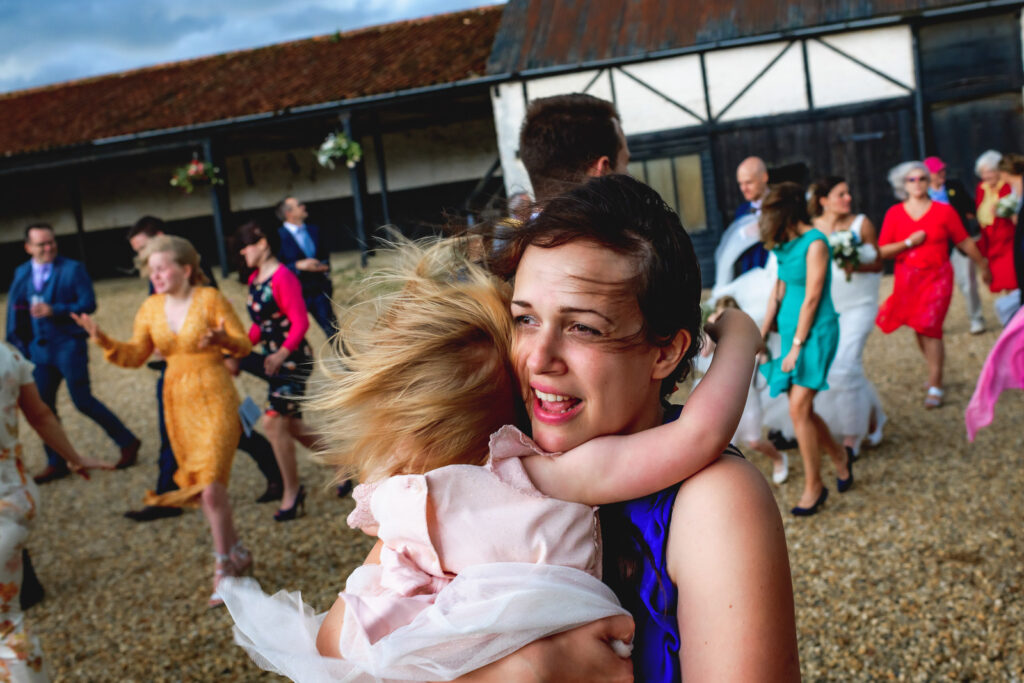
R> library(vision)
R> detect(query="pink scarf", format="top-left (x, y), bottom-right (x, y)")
top-left (965, 309), bottom-right (1024, 441)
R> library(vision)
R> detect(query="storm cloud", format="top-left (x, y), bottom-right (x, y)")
top-left (0, 0), bottom-right (497, 93)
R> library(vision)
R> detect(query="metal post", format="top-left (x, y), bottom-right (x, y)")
top-left (910, 23), bottom-right (928, 157)
top-left (342, 114), bottom-right (369, 267)
top-left (202, 138), bottom-right (230, 277)
top-left (372, 116), bottom-right (391, 226)
top-left (68, 175), bottom-right (87, 264)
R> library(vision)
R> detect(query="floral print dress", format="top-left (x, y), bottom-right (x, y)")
top-left (245, 266), bottom-right (313, 417)
top-left (0, 343), bottom-right (48, 682)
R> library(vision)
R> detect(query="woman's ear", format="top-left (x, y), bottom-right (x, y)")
top-left (184, 264), bottom-right (194, 282)
top-left (651, 329), bottom-right (691, 381)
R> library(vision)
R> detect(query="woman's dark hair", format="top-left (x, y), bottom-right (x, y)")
top-left (997, 152), bottom-right (1024, 176)
top-left (759, 182), bottom-right (811, 249)
top-left (495, 173), bottom-right (704, 397)
top-left (806, 176), bottom-right (846, 218)
top-left (233, 220), bottom-right (280, 255)
top-left (232, 221), bottom-right (281, 281)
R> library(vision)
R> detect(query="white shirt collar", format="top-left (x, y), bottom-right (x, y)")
top-left (283, 221), bottom-right (305, 235)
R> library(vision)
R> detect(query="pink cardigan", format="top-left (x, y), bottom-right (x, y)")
top-left (247, 265), bottom-right (309, 353)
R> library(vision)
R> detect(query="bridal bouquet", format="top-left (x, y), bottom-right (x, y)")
top-left (995, 192), bottom-right (1020, 218)
top-left (827, 229), bottom-right (860, 281)
top-left (316, 131), bottom-right (363, 169)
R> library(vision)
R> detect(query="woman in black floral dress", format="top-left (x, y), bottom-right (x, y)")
top-left (236, 222), bottom-right (319, 521)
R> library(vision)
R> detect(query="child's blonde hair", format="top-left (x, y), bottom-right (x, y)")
top-left (310, 238), bottom-right (517, 483)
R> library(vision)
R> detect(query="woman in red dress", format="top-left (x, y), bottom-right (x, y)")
top-left (876, 161), bottom-right (991, 408)
top-left (975, 150), bottom-right (1021, 294)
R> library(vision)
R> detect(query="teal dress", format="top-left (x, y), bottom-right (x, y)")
top-left (760, 228), bottom-right (839, 397)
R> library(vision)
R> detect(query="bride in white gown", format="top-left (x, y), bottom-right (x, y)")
top-left (809, 177), bottom-right (887, 455)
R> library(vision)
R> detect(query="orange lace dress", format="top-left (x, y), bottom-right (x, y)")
top-left (96, 287), bottom-right (251, 507)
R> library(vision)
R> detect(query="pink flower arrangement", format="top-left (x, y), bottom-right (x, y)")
top-left (170, 155), bottom-right (224, 194)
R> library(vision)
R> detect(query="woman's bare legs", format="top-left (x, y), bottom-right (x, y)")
top-left (917, 333), bottom-right (944, 389)
top-left (264, 412), bottom-right (300, 509)
top-left (287, 416), bottom-right (319, 451)
top-left (788, 385), bottom-right (823, 507)
top-left (789, 386), bottom-right (847, 507)
top-left (201, 482), bottom-right (237, 556)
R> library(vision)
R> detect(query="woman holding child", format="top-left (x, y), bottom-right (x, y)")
top-left (223, 176), bottom-right (799, 681)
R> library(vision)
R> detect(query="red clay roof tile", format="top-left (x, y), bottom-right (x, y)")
top-left (0, 5), bottom-right (502, 158)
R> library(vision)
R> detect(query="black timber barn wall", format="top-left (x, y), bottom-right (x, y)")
top-left (710, 100), bottom-right (918, 233)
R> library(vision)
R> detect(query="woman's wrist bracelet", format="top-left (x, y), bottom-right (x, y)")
top-left (904, 238), bottom-right (913, 249)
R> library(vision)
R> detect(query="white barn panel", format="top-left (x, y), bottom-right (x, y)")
top-left (584, 69), bottom-right (615, 104)
top-left (807, 38), bottom-right (911, 108)
top-left (818, 26), bottom-right (915, 91)
top-left (525, 70), bottom-right (602, 101)
top-left (614, 55), bottom-right (706, 135)
top-left (491, 82), bottom-right (532, 196)
top-left (2, 180), bottom-right (76, 242)
top-left (708, 41), bottom-right (808, 121)
top-left (80, 162), bottom-right (211, 230)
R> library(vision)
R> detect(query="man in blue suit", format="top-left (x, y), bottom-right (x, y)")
top-left (276, 197), bottom-right (337, 336)
top-left (6, 223), bottom-right (139, 483)
top-left (733, 156), bottom-right (771, 276)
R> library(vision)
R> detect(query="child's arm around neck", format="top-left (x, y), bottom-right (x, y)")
top-left (523, 309), bottom-right (762, 507)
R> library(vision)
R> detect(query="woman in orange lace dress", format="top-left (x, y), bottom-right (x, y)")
top-left (73, 236), bottom-right (253, 607)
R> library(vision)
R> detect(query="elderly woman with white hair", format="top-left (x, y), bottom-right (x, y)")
top-left (876, 161), bottom-right (991, 408)
top-left (974, 150), bottom-right (1020, 296)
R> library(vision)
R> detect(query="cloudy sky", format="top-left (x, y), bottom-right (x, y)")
top-left (0, 0), bottom-right (502, 94)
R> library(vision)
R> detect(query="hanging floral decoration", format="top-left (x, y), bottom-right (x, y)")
top-left (316, 131), bottom-right (363, 169)
top-left (170, 154), bottom-right (224, 194)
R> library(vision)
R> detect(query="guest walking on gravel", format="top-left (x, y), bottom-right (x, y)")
top-left (234, 221), bottom-right (322, 522)
top-left (123, 217), bottom-right (284, 522)
top-left (808, 177), bottom-right (887, 455)
top-left (759, 182), bottom-right (851, 516)
top-left (0, 342), bottom-right (111, 681)
top-left (877, 162), bottom-right (991, 409)
top-left (6, 223), bottom-right (141, 484)
top-left (975, 151), bottom-right (1021, 298)
top-left (72, 236), bottom-right (254, 608)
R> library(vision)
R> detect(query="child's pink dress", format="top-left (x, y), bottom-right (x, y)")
top-left (221, 426), bottom-right (628, 682)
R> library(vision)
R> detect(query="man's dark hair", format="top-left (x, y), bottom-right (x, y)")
top-left (275, 197), bottom-right (294, 223)
top-left (127, 215), bottom-right (165, 241)
top-left (518, 94), bottom-right (623, 203)
top-left (24, 223), bottom-right (54, 241)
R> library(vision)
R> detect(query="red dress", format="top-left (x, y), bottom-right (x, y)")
top-left (876, 202), bottom-right (968, 339)
top-left (975, 181), bottom-right (1019, 293)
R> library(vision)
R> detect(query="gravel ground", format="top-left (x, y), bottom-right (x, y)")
top-left (3, 256), bottom-right (1021, 682)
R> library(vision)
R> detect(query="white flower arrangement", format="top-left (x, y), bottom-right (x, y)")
top-left (316, 131), bottom-right (363, 170)
top-left (827, 229), bottom-right (861, 281)
top-left (995, 192), bottom-right (1020, 218)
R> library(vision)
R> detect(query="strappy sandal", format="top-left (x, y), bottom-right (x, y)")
top-left (209, 552), bottom-right (232, 608)
top-left (230, 541), bottom-right (253, 577)
top-left (924, 386), bottom-right (944, 409)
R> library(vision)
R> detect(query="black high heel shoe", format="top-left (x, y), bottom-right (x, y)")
top-left (791, 487), bottom-right (829, 516)
top-left (274, 486), bottom-right (306, 522)
top-left (837, 447), bottom-right (855, 494)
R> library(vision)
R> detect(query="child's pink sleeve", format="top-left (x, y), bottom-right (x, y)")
top-left (270, 267), bottom-right (310, 352)
top-left (346, 482), bottom-right (379, 531)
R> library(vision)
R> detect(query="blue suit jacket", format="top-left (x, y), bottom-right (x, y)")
top-left (278, 224), bottom-right (332, 297)
top-left (6, 256), bottom-right (96, 361)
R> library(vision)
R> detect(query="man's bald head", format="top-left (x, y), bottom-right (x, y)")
top-left (736, 156), bottom-right (769, 203)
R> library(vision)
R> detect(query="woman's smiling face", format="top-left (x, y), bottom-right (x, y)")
top-left (511, 240), bottom-right (670, 453)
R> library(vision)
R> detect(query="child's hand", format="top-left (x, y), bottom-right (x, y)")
top-left (704, 309), bottom-right (764, 355)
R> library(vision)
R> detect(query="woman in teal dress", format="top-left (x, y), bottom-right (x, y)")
top-left (759, 182), bottom-right (851, 516)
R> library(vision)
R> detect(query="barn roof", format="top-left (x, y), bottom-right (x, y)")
top-left (0, 5), bottom-right (503, 159)
top-left (487, 0), bottom-right (990, 74)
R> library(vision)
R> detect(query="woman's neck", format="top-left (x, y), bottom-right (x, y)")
top-left (166, 284), bottom-right (192, 302)
top-left (816, 211), bottom-right (849, 234)
top-left (257, 257), bottom-right (280, 280)
top-left (905, 195), bottom-right (930, 208)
